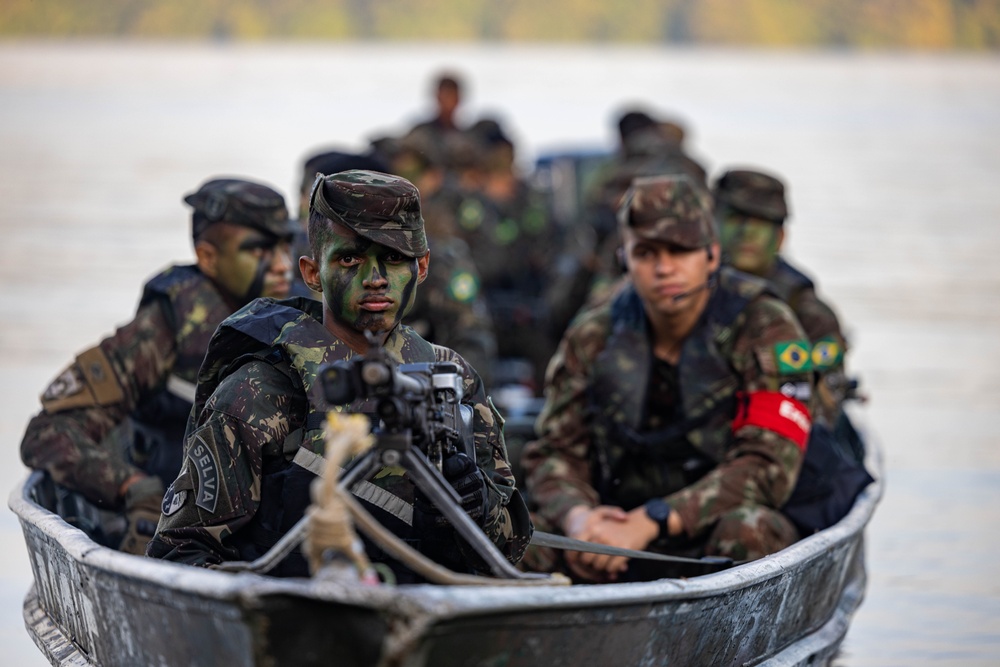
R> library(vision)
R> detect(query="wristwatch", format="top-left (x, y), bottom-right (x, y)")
top-left (643, 498), bottom-right (672, 541)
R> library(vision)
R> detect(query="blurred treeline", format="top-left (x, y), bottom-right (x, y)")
top-left (2, 0), bottom-right (998, 49)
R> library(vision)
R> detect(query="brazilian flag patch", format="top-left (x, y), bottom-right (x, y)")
top-left (774, 340), bottom-right (812, 374)
top-left (811, 336), bottom-right (843, 370)
top-left (448, 270), bottom-right (480, 303)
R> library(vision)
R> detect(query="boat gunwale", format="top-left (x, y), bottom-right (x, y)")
top-left (10, 450), bottom-right (882, 618)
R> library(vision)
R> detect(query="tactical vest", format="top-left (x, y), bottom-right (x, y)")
top-left (192, 297), bottom-right (443, 576)
top-left (129, 265), bottom-right (232, 486)
top-left (765, 257), bottom-right (814, 314)
top-left (589, 268), bottom-right (768, 510)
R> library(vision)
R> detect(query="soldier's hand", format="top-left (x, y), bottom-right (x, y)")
top-left (118, 476), bottom-right (165, 556)
top-left (414, 451), bottom-right (489, 528)
top-left (562, 505), bottom-right (629, 582)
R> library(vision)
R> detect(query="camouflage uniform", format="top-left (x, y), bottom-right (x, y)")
top-left (405, 233), bottom-right (498, 389)
top-left (522, 175), bottom-right (813, 568)
top-left (149, 170), bottom-right (530, 578)
top-left (147, 297), bottom-right (527, 577)
top-left (713, 169), bottom-right (850, 424)
top-left (405, 175), bottom-right (498, 389)
top-left (21, 179), bottom-right (292, 520)
top-left (21, 266), bottom-right (232, 509)
top-left (455, 175), bottom-right (560, 392)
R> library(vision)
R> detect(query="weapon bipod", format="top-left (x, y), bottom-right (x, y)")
top-left (338, 429), bottom-right (545, 581)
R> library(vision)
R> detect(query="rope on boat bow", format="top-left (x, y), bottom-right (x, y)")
top-left (304, 412), bottom-right (377, 579)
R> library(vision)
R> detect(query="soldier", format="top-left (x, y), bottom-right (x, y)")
top-left (408, 71), bottom-right (466, 145)
top-left (148, 170), bottom-right (530, 580)
top-left (21, 178), bottom-right (295, 555)
top-left (390, 132), bottom-right (499, 390)
top-left (713, 168), bottom-right (851, 425)
top-left (521, 174), bottom-right (813, 583)
top-left (292, 150), bottom-right (392, 298)
top-left (461, 118), bottom-right (562, 393)
top-left (577, 109), bottom-right (710, 319)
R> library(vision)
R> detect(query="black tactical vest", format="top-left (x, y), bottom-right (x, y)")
top-left (129, 265), bottom-right (231, 486)
top-left (589, 268), bottom-right (768, 509)
top-left (765, 256), bottom-right (814, 313)
top-left (193, 297), bottom-right (444, 577)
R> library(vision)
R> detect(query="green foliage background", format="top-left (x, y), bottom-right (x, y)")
top-left (2, 0), bottom-right (998, 49)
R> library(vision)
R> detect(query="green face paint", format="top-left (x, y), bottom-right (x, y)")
top-left (318, 232), bottom-right (419, 335)
top-left (211, 228), bottom-right (287, 305)
top-left (719, 214), bottom-right (781, 276)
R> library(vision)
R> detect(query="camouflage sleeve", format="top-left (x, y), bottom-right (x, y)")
top-left (147, 360), bottom-right (297, 567)
top-left (667, 296), bottom-right (813, 539)
top-left (793, 287), bottom-right (847, 354)
top-left (434, 346), bottom-right (531, 564)
top-left (520, 312), bottom-right (604, 531)
top-left (19, 300), bottom-right (179, 507)
top-left (793, 287), bottom-right (851, 424)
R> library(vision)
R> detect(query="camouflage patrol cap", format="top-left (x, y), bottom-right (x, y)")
top-left (300, 150), bottom-right (390, 195)
top-left (309, 169), bottom-right (428, 258)
top-left (618, 174), bottom-right (715, 249)
top-left (184, 178), bottom-right (293, 240)
top-left (713, 169), bottom-right (788, 223)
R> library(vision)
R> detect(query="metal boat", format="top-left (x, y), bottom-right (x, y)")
top-left (11, 432), bottom-right (881, 667)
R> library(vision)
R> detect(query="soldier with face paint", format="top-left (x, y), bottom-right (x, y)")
top-left (521, 175), bottom-right (813, 583)
top-left (148, 170), bottom-right (530, 580)
top-left (713, 169), bottom-right (851, 425)
top-left (21, 178), bottom-right (295, 556)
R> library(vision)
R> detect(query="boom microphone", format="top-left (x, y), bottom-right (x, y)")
top-left (671, 275), bottom-right (717, 302)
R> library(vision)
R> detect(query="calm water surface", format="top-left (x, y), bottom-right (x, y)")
top-left (1, 42), bottom-right (998, 666)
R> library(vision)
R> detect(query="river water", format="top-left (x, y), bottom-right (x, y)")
top-left (1, 42), bottom-right (998, 666)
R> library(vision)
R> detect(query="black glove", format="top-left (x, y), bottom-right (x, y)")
top-left (118, 476), bottom-right (164, 556)
top-left (414, 451), bottom-right (489, 528)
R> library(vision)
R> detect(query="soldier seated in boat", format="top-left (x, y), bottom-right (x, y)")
top-left (147, 170), bottom-right (531, 580)
top-left (20, 178), bottom-right (296, 556)
top-left (712, 168), bottom-right (853, 426)
top-left (521, 174), bottom-right (814, 582)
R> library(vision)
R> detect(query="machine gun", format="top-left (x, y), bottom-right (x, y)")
top-left (320, 348), bottom-right (474, 472)
top-left (320, 338), bottom-right (542, 581)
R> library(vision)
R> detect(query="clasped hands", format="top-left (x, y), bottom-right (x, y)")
top-left (561, 503), bottom-right (678, 583)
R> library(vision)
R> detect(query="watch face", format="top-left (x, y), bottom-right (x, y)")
top-left (645, 499), bottom-right (670, 523)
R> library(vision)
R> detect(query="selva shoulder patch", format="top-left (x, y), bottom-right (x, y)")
top-left (188, 432), bottom-right (220, 513)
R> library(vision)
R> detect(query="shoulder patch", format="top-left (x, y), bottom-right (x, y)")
top-left (188, 431), bottom-right (220, 513)
top-left (780, 381), bottom-right (812, 402)
top-left (76, 346), bottom-right (125, 405)
top-left (161, 484), bottom-right (187, 517)
top-left (774, 340), bottom-right (812, 375)
top-left (40, 366), bottom-right (89, 409)
top-left (447, 270), bottom-right (480, 303)
top-left (811, 336), bottom-right (843, 370)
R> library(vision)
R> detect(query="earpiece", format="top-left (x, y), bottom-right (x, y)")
top-left (615, 247), bottom-right (627, 273)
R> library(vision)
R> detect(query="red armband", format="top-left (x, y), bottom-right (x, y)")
top-left (732, 391), bottom-right (811, 450)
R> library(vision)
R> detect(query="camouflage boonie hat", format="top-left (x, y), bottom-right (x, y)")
top-left (309, 169), bottom-right (428, 258)
top-left (185, 178), bottom-right (293, 240)
top-left (713, 169), bottom-right (788, 223)
top-left (618, 174), bottom-right (715, 249)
